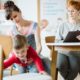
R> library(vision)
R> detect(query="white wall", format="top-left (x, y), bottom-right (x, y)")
top-left (16, 0), bottom-right (37, 22)
top-left (40, 0), bottom-right (67, 35)
top-left (0, 10), bottom-right (14, 35)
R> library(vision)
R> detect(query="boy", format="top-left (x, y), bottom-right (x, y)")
top-left (4, 35), bottom-right (46, 74)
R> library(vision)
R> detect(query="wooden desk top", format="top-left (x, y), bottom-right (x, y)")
top-left (46, 43), bottom-right (80, 46)
top-left (46, 43), bottom-right (80, 51)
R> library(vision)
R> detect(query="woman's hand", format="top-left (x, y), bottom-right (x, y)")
top-left (76, 35), bottom-right (80, 40)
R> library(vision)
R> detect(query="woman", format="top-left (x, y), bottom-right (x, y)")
top-left (4, 1), bottom-right (41, 54)
top-left (4, 1), bottom-right (50, 75)
top-left (55, 0), bottom-right (80, 80)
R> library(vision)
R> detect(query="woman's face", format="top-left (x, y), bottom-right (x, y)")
top-left (67, 6), bottom-right (80, 21)
top-left (10, 11), bottom-right (22, 23)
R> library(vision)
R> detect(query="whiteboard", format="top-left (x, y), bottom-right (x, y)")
top-left (40, 0), bottom-right (67, 35)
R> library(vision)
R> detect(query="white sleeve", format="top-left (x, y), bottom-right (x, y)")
top-left (55, 23), bottom-right (64, 42)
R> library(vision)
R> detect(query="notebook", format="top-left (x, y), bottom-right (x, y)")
top-left (63, 30), bottom-right (80, 42)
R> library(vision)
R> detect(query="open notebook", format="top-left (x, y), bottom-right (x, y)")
top-left (64, 31), bottom-right (80, 42)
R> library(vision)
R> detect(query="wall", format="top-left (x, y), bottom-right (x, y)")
top-left (40, 0), bottom-right (67, 35)
top-left (16, 0), bottom-right (37, 22)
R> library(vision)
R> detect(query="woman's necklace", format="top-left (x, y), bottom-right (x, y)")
top-left (16, 24), bottom-right (30, 35)
top-left (16, 21), bottom-right (32, 35)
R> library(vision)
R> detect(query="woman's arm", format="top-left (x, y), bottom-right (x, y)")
top-left (34, 26), bottom-right (42, 54)
top-left (55, 23), bottom-right (64, 42)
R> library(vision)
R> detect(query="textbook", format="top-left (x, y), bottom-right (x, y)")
top-left (64, 31), bottom-right (80, 42)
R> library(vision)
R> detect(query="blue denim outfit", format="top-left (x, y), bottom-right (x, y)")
top-left (13, 62), bottom-right (38, 73)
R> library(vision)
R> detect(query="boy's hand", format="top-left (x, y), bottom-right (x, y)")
top-left (39, 71), bottom-right (48, 75)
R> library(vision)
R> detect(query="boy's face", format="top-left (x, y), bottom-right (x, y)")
top-left (14, 46), bottom-right (28, 60)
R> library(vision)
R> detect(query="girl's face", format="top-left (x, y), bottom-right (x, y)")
top-left (67, 6), bottom-right (80, 21)
top-left (14, 46), bottom-right (28, 60)
top-left (41, 20), bottom-right (48, 29)
top-left (11, 11), bottom-right (22, 23)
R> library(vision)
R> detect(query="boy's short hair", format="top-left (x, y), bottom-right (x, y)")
top-left (13, 35), bottom-right (28, 49)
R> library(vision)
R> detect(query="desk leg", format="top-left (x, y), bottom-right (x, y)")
top-left (51, 47), bottom-right (58, 80)
top-left (0, 46), bottom-right (3, 80)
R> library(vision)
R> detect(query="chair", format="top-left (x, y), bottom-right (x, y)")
top-left (0, 45), bottom-right (3, 80)
top-left (0, 35), bottom-right (12, 80)
top-left (45, 36), bottom-right (58, 80)
top-left (0, 35), bottom-right (19, 80)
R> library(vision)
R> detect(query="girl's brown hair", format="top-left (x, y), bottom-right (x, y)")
top-left (67, 0), bottom-right (80, 11)
top-left (13, 35), bottom-right (28, 49)
top-left (4, 1), bottom-right (21, 20)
